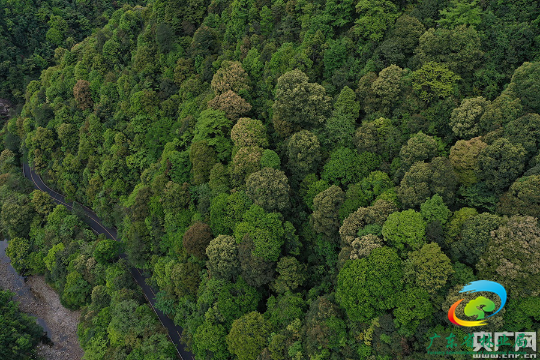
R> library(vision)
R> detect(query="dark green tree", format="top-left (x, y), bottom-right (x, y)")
top-left (451, 212), bottom-right (502, 265)
top-left (398, 157), bottom-right (458, 208)
top-left (354, 0), bottom-right (399, 41)
top-left (498, 175), bottom-right (540, 218)
top-left (183, 221), bottom-right (214, 259)
top-left (312, 185), bottom-right (345, 238)
top-left (503, 113), bottom-right (540, 158)
top-left (246, 168), bottom-right (290, 213)
top-left (206, 235), bottom-right (240, 281)
top-left (0, 290), bottom-right (43, 359)
top-left (505, 61), bottom-right (540, 114)
top-left (449, 97), bottom-right (490, 139)
top-left (403, 243), bottom-right (454, 295)
top-left (93, 239), bottom-right (121, 264)
top-left (272, 69), bottom-right (331, 137)
top-left (287, 130), bottom-right (321, 181)
top-left (190, 140), bottom-right (218, 185)
top-left (354, 117), bottom-right (402, 162)
top-left (477, 216), bottom-right (540, 298)
top-left (271, 256), bottom-right (307, 294)
top-left (475, 138), bottom-right (527, 193)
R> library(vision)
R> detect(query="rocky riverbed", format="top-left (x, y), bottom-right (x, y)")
top-left (0, 240), bottom-right (84, 360)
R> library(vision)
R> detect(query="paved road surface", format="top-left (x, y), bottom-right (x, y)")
top-left (22, 163), bottom-right (195, 360)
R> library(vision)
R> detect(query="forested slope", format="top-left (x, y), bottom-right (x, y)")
top-left (2, 0), bottom-right (540, 359)
top-left (0, 0), bottom-right (143, 103)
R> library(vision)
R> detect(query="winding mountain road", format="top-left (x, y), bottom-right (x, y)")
top-left (22, 163), bottom-right (195, 360)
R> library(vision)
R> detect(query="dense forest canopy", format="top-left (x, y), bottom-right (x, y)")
top-left (1, 0), bottom-right (540, 359)
top-left (0, 0), bottom-right (144, 103)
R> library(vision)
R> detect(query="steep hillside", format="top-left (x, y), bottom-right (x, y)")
top-left (2, 0), bottom-right (540, 359)
top-left (0, 0), bottom-right (143, 103)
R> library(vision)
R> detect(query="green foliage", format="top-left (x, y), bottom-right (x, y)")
top-left (190, 140), bottom-right (218, 185)
top-left (272, 69), bottom-right (331, 137)
top-left (457, 182), bottom-right (499, 212)
top-left (1, 194), bottom-right (34, 239)
top-left (93, 239), bottom-right (121, 264)
top-left (193, 320), bottom-right (230, 360)
top-left (382, 209), bottom-right (426, 253)
top-left (504, 297), bottom-right (540, 331)
top-left (156, 23), bottom-right (175, 53)
top-left (420, 194), bottom-right (451, 225)
top-left (451, 213), bottom-right (502, 265)
top-left (369, 65), bottom-right (406, 115)
top-left (212, 61), bottom-right (251, 96)
top-left (231, 118), bottom-right (267, 148)
top-left (505, 62), bottom-right (540, 114)
top-left (271, 257), bottom-right (307, 294)
top-left (336, 247), bottom-right (403, 322)
top-left (209, 162), bottom-right (230, 195)
top-left (354, 0), bottom-right (400, 41)
top-left (437, 0), bottom-right (483, 29)
top-left (5, 237), bottom-right (32, 274)
top-left (322, 147), bottom-right (381, 187)
top-left (210, 191), bottom-right (252, 236)
top-left (287, 130), bottom-right (321, 181)
top-left (416, 25), bottom-right (484, 78)
top-left (5, 0), bottom-right (540, 357)
top-left (266, 292), bottom-right (306, 329)
top-left (354, 117), bottom-right (402, 162)
top-left (334, 86), bottom-right (360, 119)
top-left (404, 243), bottom-right (454, 295)
top-left (303, 296), bottom-right (347, 358)
top-left (153, 0), bottom-right (206, 35)
top-left (234, 205), bottom-right (285, 262)
top-left (411, 62), bottom-right (461, 103)
top-left (475, 138), bottom-right (527, 193)
top-left (192, 110), bottom-right (233, 162)
top-left (260, 149), bottom-right (281, 169)
top-left (322, 113), bottom-right (356, 151)
top-left (398, 132), bottom-right (439, 173)
top-left (312, 185), bottom-right (345, 238)
top-left (503, 113), bottom-right (540, 158)
top-left (302, 177), bottom-right (330, 211)
top-left (339, 171), bottom-right (397, 221)
top-left (62, 270), bottom-right (92, 309)
top-left (227, 311), bottom-right (271, 360)
top-left (246, 168), bottom-right (290, 213)
top-left (0, 1), bottom-right (135, 102)
top-left (477, 216), bottom-right (540, 298)
top-left (393, 287), bottom-right (433, 336)
top-left (183, 221), bottom-right (214, 259)
top-left (237, 234), bottom-right (276, 287)
top-left (449, 137), bottom-right (487, 186)
top-left (398, 157), bottom-right (458, 208)
top-left (498, 175), bottom-right (540, 218)
top-left (206, 235), bottom-right (240, 281)
top-left (449, 96), bottom-right (490, 139)
top-left (479, 94), bottom-right (523, 133)
top-left (231, 146), bottom-right (263, 187)
top-left (0, 290), bottom-right (43, 359)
